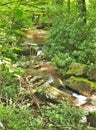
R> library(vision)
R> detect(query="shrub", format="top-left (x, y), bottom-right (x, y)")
top-left (45, 5), bottom-right (96, 75)
top-left (0, 103), bottom-right (88, 130)
top-left (0, 105), bottom-right (33, 130)
top-left (41, 103), bottom-right (86, 130)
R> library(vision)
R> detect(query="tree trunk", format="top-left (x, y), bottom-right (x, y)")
top-left (68, 0), bottom-right (70, 12)
top-left (78, 0), bottom-right (86, 23)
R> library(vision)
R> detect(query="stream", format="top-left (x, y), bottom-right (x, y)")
top-left (20, 29), bottom-right (96, 128)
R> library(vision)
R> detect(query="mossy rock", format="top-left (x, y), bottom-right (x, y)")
top-left (66, 76), bottom-right (96, 96)
top-left (66, 62), bottom-right (96, 82)
top-left (66, 62), bottom-right (87, 77)
top-left (87, 64), bottom-right (96, 81)
top-left (35, 83), bottom-right (72, 103)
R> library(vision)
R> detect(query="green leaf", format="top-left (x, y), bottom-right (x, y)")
top-left (15, 9), bottom-right (23, 18)
top-left (0, 21), bottom-right (5, 27)
top-left (13, 29), bottom-right (25, 35)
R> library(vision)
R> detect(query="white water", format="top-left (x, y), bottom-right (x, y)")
top-left (72, 93), bottom-right (88, 106)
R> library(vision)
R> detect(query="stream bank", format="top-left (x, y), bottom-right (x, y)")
top-left (18, 29), bottom-right (96, 128)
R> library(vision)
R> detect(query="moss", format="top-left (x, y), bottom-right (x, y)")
top-left (66, 76), bottom-right (96, 96)
top-left (66, 62), bottom-right (87, 77)
top-left (87, 64), bottom-right (96, 81)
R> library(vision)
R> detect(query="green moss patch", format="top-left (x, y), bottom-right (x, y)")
top-left (66, 62), bottom-right (87, 77)
top-left (66, 76), bottom-right (96, 96)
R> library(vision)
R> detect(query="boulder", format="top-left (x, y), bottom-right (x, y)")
top-left (35, 82), bottom-right (72, 103)
top-left (66, 62), bottom-right (96, 82)
top-left (87, 64), bottom-right (96, 81)
top-left (66, 76), bottom-right (96, 96)
top-left (66, 62), bottom-right (87, 77)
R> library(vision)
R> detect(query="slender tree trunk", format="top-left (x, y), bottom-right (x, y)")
top-left (82, 0), bottom-right (86, 23)
top-left (68, 0), bottom-right (70, 12)
top-left (78, 0), bottom-right (86, 23)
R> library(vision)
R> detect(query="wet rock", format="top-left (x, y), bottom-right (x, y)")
top-left (66, 76), bottom-right (96, 96)
top-left (87, 64), bottom-right (96, 81)
top-left (34, 61), bottom-right (64, 86)
top-left (35, 82), bottom-right (72, 103)
top-left (66, 62), bottom-right (87, 77)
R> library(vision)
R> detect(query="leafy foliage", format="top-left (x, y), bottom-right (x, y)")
top-left (0, 103), bottom-right (87, 130)
top-left (0, 57), bottom-right (23, 103)
top-left (0, 0), bottom-right (34, 103)
top-left (41, 103), bottom-right (86, 130)
top-left (0, 1), bottom-right (95, 129)
top-left (45, 1), bottom-right (96, 75)
top-left (0, 105), bottom-right (33, 130)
